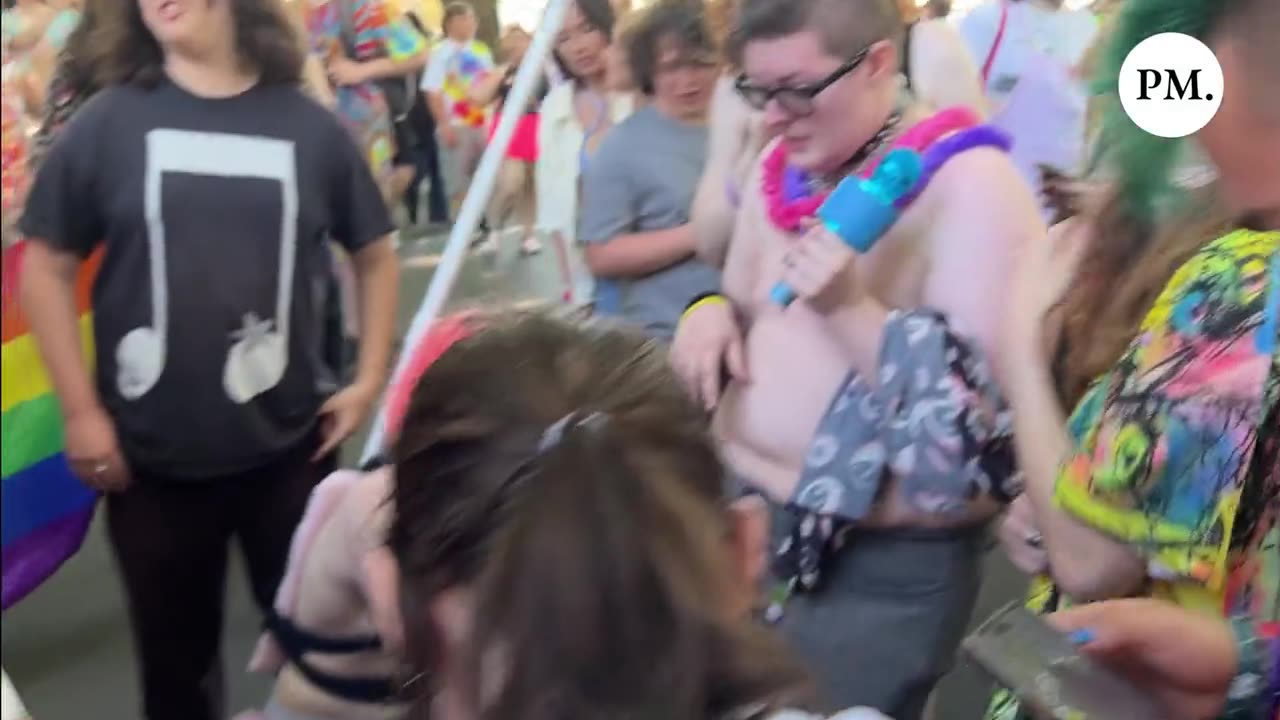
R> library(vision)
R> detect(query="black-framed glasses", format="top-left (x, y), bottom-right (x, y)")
top-left (734, 47), bottom-right (870, 115)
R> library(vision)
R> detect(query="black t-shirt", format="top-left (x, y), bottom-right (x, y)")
top-left (20, 79), bottom-right (393, 479)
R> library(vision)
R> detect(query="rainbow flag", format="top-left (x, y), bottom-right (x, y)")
top-left (1, 241), bottom-right (100, 610)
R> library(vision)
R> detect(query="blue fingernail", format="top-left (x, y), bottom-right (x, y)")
top-left (1068, 629), bottom-right (1095, 645)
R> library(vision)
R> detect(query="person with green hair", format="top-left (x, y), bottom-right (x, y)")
top-left (987, 0), bottom-right (1280, 717)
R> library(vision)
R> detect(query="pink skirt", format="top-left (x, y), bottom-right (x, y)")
top-left (489, 112), bottom-right (539, 163)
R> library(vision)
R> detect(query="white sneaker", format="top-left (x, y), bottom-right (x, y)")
top-left (519, 235), bottom-right (543, 255)
top-left (472, 233), bottom-right (499, 255)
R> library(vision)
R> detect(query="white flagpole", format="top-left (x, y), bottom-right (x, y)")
top-left (360, 0), bottom-right (573, 464)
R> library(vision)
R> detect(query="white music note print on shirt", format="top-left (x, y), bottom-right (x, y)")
top-left (119, 129), bottom-right (299, 404)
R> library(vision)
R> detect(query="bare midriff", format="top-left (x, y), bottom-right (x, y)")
top-left (715, 197), bottom-right (1000, 530)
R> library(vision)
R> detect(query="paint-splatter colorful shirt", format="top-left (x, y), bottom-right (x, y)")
top-left (304, 0), bottom-right (427, 187)
top-left (990, 228), bottom-right (1280, 720)
top-left (421, 38), bottom-right (494, 128)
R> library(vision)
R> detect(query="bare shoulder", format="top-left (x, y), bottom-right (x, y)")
top-left (709, 75), bottom-right (751, 158)
top-left (722, 138), bottom-right (778, 301)
top-left (734, 137), bottom-right (776, 238)
top-left (919, 146), bottom-right (1044, 285)
top-left (931, 146), bottom-right (1042, 230)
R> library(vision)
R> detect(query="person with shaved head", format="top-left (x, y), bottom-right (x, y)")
top-left (672, 0), bottom-right (1040, 716)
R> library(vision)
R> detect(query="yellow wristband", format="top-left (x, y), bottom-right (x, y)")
top-left (681, 294), bottom-right (727, 324)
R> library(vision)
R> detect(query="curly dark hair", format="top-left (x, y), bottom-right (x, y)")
top-left (626, 0), bottom-right (716, 96)
top-left (84, 0), bottom-right (303, 88)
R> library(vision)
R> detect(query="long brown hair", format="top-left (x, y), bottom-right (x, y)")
top-left (83, 0), bottom-right (303, 88)
top-left (390, 311), bottom-right (808, 720)
top-left (1054, 0), bottom-right (1275, 406)
top-left (1056, 186), bottom-right (1234, 406)
top-left (57, 0), bottom-right (108, 98)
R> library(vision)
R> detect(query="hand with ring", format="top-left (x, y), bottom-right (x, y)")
top-left (997, 495), bottom-right (1049, 575)
top-left (64, 405), bottom-right (131, 492)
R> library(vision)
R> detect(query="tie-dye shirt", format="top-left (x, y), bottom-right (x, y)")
top-left (0, 89), bottom-right (28, 248)
top-left (990, 228), bottom-right (1280, 720)
top-left (421, 38), bottom-right (494, 128)
top-left (304, 0), bottom-right (427, 187)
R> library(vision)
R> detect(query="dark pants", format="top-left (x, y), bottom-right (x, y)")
top-left (403, 118), bottom-right (448, 225)
top-left (106, 439), bottom-right (332, 720)
top-left (765, 500), bottom-right (986, 720)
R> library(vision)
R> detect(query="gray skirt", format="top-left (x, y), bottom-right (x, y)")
top-left (764, 501), bottom-right (987, 720)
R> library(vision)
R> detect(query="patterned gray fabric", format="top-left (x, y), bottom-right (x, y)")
top-left (793, 309), bottom-right (1019, 522)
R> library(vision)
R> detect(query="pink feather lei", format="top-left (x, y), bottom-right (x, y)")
top-left (761, 107), bottom-right (983, 235)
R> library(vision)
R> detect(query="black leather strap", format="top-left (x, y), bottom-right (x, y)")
top-left (263, 610), bottom-right (395, 704)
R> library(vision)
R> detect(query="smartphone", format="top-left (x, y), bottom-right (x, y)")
top-left (963, 602), bottom-right (1168, 720)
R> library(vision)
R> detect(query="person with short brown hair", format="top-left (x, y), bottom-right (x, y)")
top-left (674, 0), bottom-right (1040, 715)
top-left (422, 1), bottom-right (494, 211)
top-left (579, 0), bottom-right (721, 339)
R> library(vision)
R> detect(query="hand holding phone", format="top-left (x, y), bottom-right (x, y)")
top-left (1048, 599), bottom-right (1243, 720)
top-left (963, 602), bottom-right (1169, 720)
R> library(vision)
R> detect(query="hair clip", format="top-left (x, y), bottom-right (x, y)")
top-left (537, 411), bottom-right (607, 454)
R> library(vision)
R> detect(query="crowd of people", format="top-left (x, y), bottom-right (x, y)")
top-left (0, 0), bottom-right (1276, 719)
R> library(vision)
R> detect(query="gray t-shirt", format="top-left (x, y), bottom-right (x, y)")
top-left (578, 106), bottom-right (719, 340)
top-left (20, 80), bottom-right (392, 478)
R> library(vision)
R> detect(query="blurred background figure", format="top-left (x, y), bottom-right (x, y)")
top-left (957, 0), bottom-right (1096, 112)
top-left (1, 0), bottom-right (81, 114)
top-left (896, 0), bottom-right (985, 114)
top-left (579, 0), bottom-right (720, 340)
top-left (957, 0), bottom-right (1097, 214)
top-left (422, 2), bottom-right (495, 217)
top-left (0, 50), bottom-right (30, 249)
top-left (302, 0), bottom-right (430, 211)
top-left (399, 8), bottom-right (452, 230)
top-left (536, 0), bottom-right (632, 307)
top-left (469, 24), bottom-right (546, 256)
top-left (921, 0), bottom-right (951, 21)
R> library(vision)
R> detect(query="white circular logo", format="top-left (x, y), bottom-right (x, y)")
top-left (1119, 32), bottom-right (1224, 138)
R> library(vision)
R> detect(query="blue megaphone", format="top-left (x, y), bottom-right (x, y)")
top-left (771, 148), bottom-right (924, 307)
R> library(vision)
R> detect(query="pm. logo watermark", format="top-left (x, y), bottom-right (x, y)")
top-left (1119, 32), bottom-right (1224, 138)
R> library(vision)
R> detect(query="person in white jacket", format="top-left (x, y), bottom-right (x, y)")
top-left (535, 0), bottom-right (633, 307)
